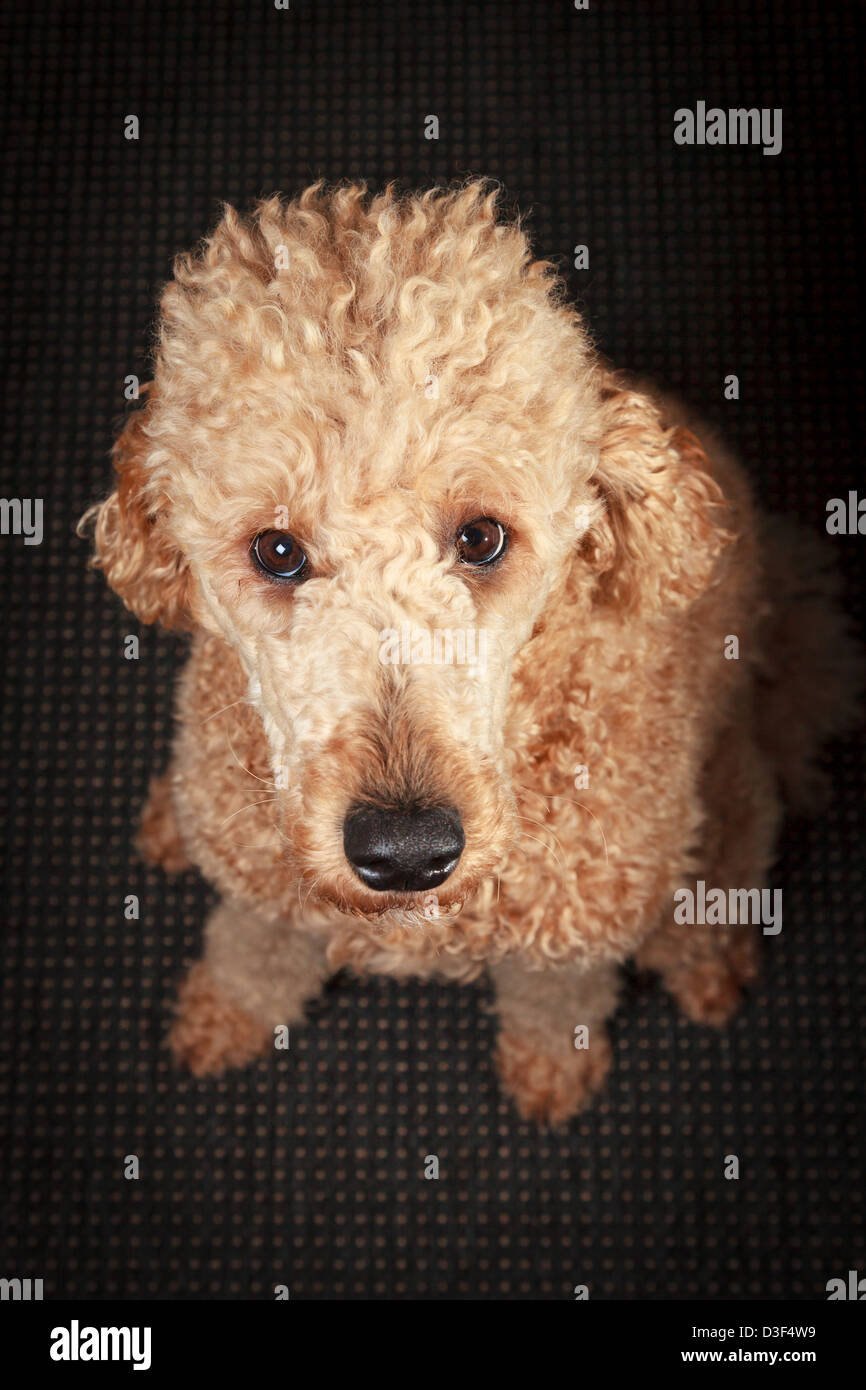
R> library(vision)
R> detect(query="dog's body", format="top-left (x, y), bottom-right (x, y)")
top-left (85, 182), bottom-right (859, 1124)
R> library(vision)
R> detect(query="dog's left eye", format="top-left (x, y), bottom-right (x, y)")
top-left (455, 517), bottom-right (507, 567)
top-left (251, 530), bottom-right (308, 581)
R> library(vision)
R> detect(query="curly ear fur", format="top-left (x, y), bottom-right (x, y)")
top-left (584, 379), bottom-right (733, 614)
top-left (80, 386), bottom-right (192, 629)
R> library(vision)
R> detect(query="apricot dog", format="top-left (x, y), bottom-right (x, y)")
top-left (84, 181), bottom-right (858, 1124)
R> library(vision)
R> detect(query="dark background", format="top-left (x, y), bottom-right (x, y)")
top-left (0, 0), bottom-right (863, 1300)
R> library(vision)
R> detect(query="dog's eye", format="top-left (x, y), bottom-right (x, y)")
top-left (455, 517), bottom-right (507, 567)
top-left (251, 530), bottom-right (308, 581)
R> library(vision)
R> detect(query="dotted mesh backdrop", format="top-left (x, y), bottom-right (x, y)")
top-left (0, 0), bottom-right (863, 1300)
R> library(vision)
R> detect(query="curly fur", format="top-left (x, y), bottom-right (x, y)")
top-left (81, 180), bottom-right (861, 1125)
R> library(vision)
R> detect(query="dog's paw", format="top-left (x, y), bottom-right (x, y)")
top-left (169, 962), bottom-right (270, 1077)
top-left (137, 773), bottom-right (192, 873)
top-left (495, 1030), bottom-right (612, 1128)
top-left (667, 935), bottom-right (759, 1027)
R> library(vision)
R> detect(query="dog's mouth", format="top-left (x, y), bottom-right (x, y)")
top-left (287, 802), bottom-right (496, 926)
top-left (328, 884), bottom-right (468, 925)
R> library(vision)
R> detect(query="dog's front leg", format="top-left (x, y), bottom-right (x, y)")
top-left (491, 957), bottom-right (620, 1127)
top-left (169, 898), bottom-right (330, 1077)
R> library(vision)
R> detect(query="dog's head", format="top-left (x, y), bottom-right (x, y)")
top-left (84, 181), bottom-right (727, 924)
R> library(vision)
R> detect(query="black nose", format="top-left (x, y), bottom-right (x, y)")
top-left (343, 804), bottom-right (465, 893)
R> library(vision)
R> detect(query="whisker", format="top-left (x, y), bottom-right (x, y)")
top-left (517, 827), bottom-right (567, 877)
top-left (514, 779), bottom-right (609, 866)
top-left (225, 730), bottom-right (273, 784)
top-left (201, 697), bottom-right (246, 725)
top-left (512, 780), bottom-right (553, 815)
top-left (222, 840), bottom-right (278, 851)
top-left (570, 799), bottom-right (609, 865)
top-left (267, 816), bottom-right (292, 847)
top-left (518, 811), bottom-right (568, 866)
top-left (300, 870), bottom-right (320, 912)
top-left (218, 795), bottom-right (279, 828)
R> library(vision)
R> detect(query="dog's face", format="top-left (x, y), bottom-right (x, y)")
top-left (87, 183), bottom-right (725, 924)
top-left (187, 433), bottom-right (573, 921)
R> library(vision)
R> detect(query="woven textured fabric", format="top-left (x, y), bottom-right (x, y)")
top-left (0, 0), bottom-right (863, 1300)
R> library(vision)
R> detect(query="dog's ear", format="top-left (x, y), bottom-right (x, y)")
top-left (80, 386), bottom-right (192, 629)
top-left (582, 380), bottom-right (732, 613)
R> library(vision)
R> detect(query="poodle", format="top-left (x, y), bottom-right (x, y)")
top-left (82, 181), bottom-right (859, 1125)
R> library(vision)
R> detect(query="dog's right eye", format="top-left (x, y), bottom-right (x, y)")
top-left (251, 530), bottom-right (308, 581)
